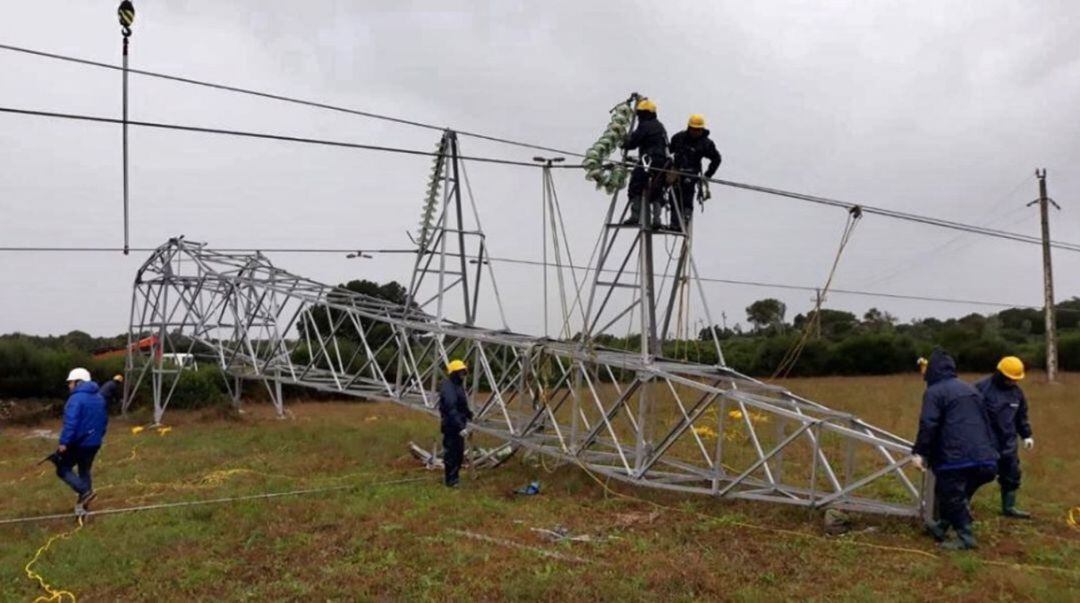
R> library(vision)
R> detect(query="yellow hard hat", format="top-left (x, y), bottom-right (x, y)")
top-left (446, 359), bottom-right (468, 374)
top-left (636, 98), bottom-right (657, 113)
top-left (687, 114), bottom-right (706, 129)
top-left (997, 356), bottom-right (1025, 381)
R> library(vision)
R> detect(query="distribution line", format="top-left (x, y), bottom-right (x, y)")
top-left (0, 39), bottom-right (1077, 251)
top-left (0, 99), bottom-right (1076, 252)
top-left (0, 41), bottom-right (575, 157)
top-left (0, 106), bottom-right (571, 170)
top-left (0, 245), bottom-right (1059, 310)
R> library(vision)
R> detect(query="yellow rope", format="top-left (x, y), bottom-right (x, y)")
top-left (24, 517), bottom-right (83, 603)
top-left (1068, 506), bottom-right (1080, 531)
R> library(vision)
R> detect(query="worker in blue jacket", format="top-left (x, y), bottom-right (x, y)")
top-left (56, 368), bottom-right (109, 515)
top-left (975, 356), bottom-right (1035, 518)
top-left (911, 348), bottom-right (999, 550)
top-left (438, 360), bottom-right (473, 488)
top-left (98, 374), bottom-right (124, 415)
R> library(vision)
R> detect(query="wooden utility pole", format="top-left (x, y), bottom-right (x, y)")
top-left (1028, 169), bottom-right (1060, 382)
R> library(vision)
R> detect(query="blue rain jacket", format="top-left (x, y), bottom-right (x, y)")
top-left (438, 374), bottom-right (473, 434)
top-left (975, 372), bottom-right (1032, 457)
top-left (912, 350), bottom-right (999, 471)
top-left (59, 381), bottom-right (109, 447)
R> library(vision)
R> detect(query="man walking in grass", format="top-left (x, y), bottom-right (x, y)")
top-left (975, 356), bottom-right (1035, 518)
top-left (438, 359), bottom-right (472, 488)
top-left (911, 349), bottom-right (999, 550)
top-left (55, 368), bottom-right (109, 516)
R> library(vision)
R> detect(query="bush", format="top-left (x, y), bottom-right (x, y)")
top-left (124, 366), bottom-right (230, 410)
top-left (0, 338), bottom-right (87, 398)
top-left (1058, 333), bottom-right (1080, 371)
top-left (827, 333), bottom-right (917, 375)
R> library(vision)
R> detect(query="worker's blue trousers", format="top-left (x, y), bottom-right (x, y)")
top-left (56, 445), bottom-right (99, 496)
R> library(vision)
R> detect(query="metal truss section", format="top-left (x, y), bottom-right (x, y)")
top-left (125, 238), bottom-right (930, 518)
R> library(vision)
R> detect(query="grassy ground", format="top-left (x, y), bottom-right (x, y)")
top-left (1, 374), bottom-right (1077, 601)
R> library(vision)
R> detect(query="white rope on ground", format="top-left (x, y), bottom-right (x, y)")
top-left (449, 528), bottom-right (602, 565)
top-left (0, 475), bottom-right (429, 527)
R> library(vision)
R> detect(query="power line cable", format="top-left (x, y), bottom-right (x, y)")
top-left (1, 42), bottom-right (1077, 252)
top-left (2, 103), bottom-right (1077, 255)
top-left (0, 42), bottom-right (572, 157)
top-left (0, 244), bottom-right (1069, 311)
top-left (0, 106), bottom-right (576, 170)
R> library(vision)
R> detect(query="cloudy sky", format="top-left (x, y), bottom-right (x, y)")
top-left (1, 1), bottom-right (1078, 338)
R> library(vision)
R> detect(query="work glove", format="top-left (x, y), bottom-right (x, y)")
top-left (911, 454), bottom-right (926, 472)
top-left (459, 428), bottom-right (469, 437)
top-left (1023, 437), bottom-right (1034, 451)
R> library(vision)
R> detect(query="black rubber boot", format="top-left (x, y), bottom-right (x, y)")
top-left (939, 525), bottom-right (977, 550)
top-left (1002, 490), bottom-right (1031, 519)
top-left (924, 519), bottom-right (949, 543)
top-left (622, 197), bottom-right (643, 226)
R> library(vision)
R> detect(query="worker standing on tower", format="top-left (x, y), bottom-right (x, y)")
top-left (911, 348), bottom-right (999, 550)
top-left (621, 98), bottom-right (668, 228)
top-left (668, 114), bottom-right (721, 231)
top-left (438, 359), bottom-right (473, 488)
top-left (975, 356), bottom-right (1035, 518)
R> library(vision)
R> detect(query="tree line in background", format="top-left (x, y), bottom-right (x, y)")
top-left (682, 296), bottom-right (1080, 377)
top-left (2, 279), bottom-right (1078, 405)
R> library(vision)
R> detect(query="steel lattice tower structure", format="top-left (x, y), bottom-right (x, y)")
top-left (124, 128), bottom-right (931, 519)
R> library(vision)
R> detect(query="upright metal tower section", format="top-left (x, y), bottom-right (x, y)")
top-left (406, 130), bottom-right (502, 328)
top-left (580, 95), bottom-right (725, 476)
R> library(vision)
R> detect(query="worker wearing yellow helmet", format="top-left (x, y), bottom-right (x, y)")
top-left (438, 359), bottom-right (473, 487)
top-left (667, 114), bottom-right (722, 231)
top-left (974, 356), bottom-right (1034, 518)
top-left (620, 97), bottom-right (669, 228)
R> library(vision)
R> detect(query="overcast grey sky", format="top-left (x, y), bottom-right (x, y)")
top-left (1, 1), bottom-right (1078, 337)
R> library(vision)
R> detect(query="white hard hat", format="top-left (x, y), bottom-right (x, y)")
top-left (66, 368), bottom-right (92, 383)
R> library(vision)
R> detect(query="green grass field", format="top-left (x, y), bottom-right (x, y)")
top-left (2, 374), bottom-right (1077, 601)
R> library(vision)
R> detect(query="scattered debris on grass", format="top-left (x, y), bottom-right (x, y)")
top-left (530, 524), bottom-right (600, 543)
top-left (823, 509), bottom-right (851, 535)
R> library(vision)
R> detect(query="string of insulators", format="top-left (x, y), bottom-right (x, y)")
top-left (417, 136), bottom-right (447, 250)
top-left (582, 103), bottom-right (633, 194)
